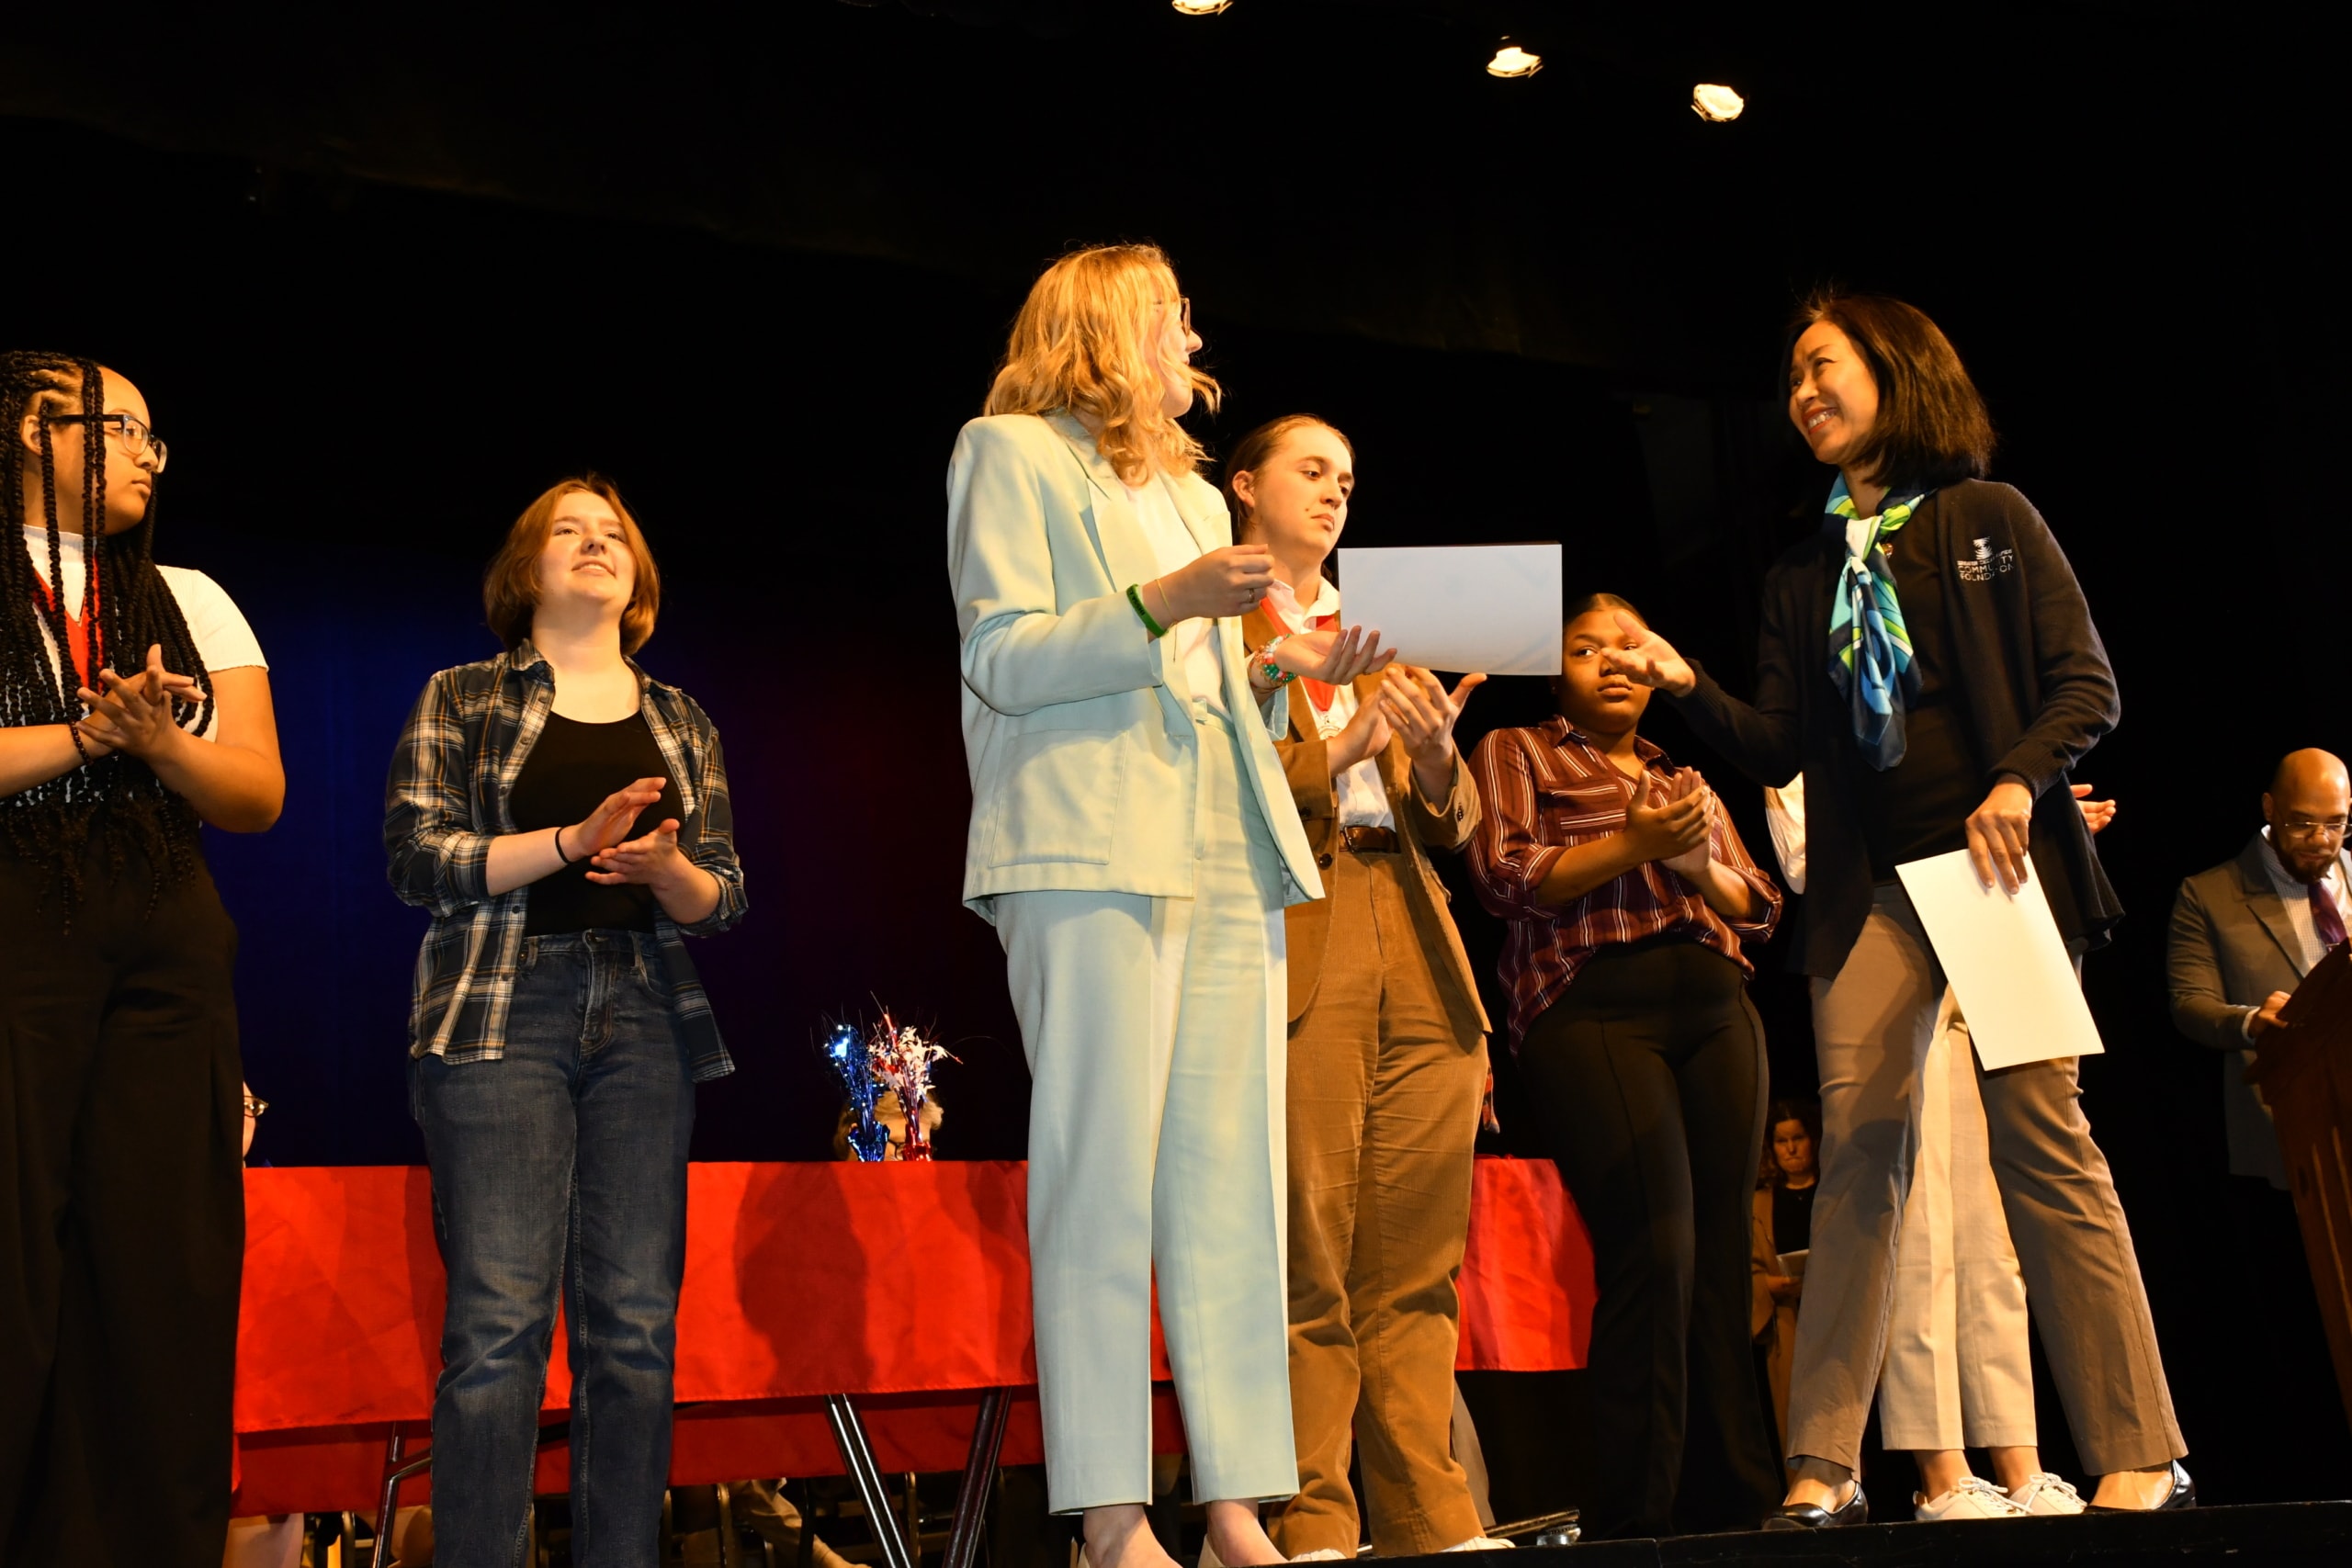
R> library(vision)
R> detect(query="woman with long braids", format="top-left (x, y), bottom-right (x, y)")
top-left (951, 245), bottom-right (1385, 1568)
top-left (0, 353), bottom-right (283, 1565)
top-left (385, 475), bottom-right (745, 1566)
top-left (1608, 292), bottom-right (2187, 1524)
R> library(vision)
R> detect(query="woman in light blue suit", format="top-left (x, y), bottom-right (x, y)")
top-left (949, 244), bottom-right (1389, 1568)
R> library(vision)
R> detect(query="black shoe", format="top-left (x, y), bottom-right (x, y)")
top-left (2085, 1461), bottom-right (2195, 1514)
top-left (1760, 1483), bottom-right (1868, 1530)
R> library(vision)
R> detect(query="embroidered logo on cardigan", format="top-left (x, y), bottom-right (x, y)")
top-left (1957, 536), bottom-right (2017, 581)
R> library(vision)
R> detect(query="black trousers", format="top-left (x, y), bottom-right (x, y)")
top-left (0, 835), bottom-right (244, 1567)
top-left (1514, 936), bottom-right (1778, 1539)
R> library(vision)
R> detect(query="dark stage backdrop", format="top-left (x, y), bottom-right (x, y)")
top-left (7, 90), bottom-right (2349, 1504)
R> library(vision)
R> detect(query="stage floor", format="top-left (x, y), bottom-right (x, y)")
top-left (1407, 1502), bottom-right (2352, 1566)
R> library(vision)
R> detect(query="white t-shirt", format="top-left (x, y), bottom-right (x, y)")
top-left (1123, 477), bottom-right (1229, 717)
top-left (1264, 575), bottom-right (1393, 829)
top-left (20, 525), bottom-right (267, 741)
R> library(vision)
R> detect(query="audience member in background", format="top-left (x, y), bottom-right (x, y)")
top-left (1610, 291), bottom-right (2187, 1523)
top-left (1466, 597), bottom-right (1783, 1540)
top-left (950, 244), bottom-right (1380, 1568)
top-left (1749, 1099), bottom-right (1818, 1453)
top-left (385, 476), bottom-right (747, 1567)
top-left (1, 353), bottom-right (283, 1568)
top-left (2167, 748), bottom-right (2352, 1483)
top-left (1224, 414), bottom-right (1499, 1561)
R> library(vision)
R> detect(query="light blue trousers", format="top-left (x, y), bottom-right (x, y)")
top-left (996, 710), bottom-right (1298, 1512)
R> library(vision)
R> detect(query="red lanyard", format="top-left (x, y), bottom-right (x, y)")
top-left (1261, 596), bottom-right (1340, 711)
top-left (29, 571), bottom-right (102, 691)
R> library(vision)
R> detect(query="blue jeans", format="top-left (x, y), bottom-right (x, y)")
top-left (411, 930), bottom-right (695, 1568)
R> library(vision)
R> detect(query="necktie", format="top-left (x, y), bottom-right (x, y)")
top-left (2311, 879), bottom-right (2347, 952)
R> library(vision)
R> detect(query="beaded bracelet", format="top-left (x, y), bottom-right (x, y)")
top-left (1126, 583), bottom-right (1169, 640)
top-left (1255, 633), bottom-right (1298, 688)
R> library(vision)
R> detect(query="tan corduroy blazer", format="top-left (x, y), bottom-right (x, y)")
top-left (1242, 604), bottom-right (1489, 1038)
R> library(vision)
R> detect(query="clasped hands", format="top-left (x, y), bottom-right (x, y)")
top-left (75, 643), bottom-right (201, 761)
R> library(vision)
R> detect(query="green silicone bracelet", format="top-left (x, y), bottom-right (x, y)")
top-left (1127, 583), bottom-right (1169, 639)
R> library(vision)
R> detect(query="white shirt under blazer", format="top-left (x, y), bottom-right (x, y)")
top-left (949, 411), bottom-right (1323, 917)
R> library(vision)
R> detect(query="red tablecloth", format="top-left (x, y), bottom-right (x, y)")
top-left (233, 1157), bottom-right (1589, 1515)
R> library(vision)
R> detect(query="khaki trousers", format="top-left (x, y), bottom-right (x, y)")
top-left (1266, 848), bottom-right (1487, 1559)
top-left (996, 711), bottom-right (1297, 1512)
top-left (1877, 997), bottom-right (2036, 1451)
top-left (1791, 884), bottom-right (2182, 1474)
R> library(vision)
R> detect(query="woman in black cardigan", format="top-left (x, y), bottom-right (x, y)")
top-left (1611, 292), bottom-right (2187, 1525)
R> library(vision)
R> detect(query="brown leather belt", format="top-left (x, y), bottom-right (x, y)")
top-left (1339, 826), bottom-right (1401, 854)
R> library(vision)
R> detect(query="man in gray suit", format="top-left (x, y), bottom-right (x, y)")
top-left (2167, 748), bottom-right (2352, 1190)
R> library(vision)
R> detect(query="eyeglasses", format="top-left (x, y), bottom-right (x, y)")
top-left (242, 1093), bottom-right (269, 1120)
top-left (1160, 297), bottom-right (1193, 333)
top-left (2280, 817), bottom-right (2351, 840)
top-left (43, 411), bottom-right (168, 474)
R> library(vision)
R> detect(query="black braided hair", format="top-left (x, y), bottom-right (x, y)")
top-left (1, 352), bottom-right (213, 920)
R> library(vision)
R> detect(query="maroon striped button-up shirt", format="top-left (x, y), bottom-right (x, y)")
top-left (1466, 716), bottom-right (1782, 1045)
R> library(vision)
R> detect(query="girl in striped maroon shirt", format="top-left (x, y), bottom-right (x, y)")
top-left (1465, 592), bottom-right (1783, 1540)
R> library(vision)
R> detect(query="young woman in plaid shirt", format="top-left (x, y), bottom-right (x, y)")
top-left (384, 476), bottom-right (745, 1567)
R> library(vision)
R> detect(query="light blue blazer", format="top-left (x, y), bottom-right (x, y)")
top-left (949, 412), bottom-right (1323, 919)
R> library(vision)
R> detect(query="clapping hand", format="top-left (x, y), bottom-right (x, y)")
top-left (1327, 687), bottom-right (1392, 773)
top-left (565, 776), bottom-right (667, 864)
top-left (1377, 665), bottom-right (1487, 795)
top-left (587, 817), bottom-right (695, 894)
top-left (2071, 782), bottom-right (2117, 836)
top-left (1655, 769), bottom-right (1718, 877)
top-left (1623, 769), bottom-right (1710, 866)
top-left (1268, 625), bottom-right (1396, 686)
top-left (1603, 613), bottom-right (1696, 696)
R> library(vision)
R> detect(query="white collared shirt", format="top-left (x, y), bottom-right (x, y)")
top-left (1264, 575), bottom-right (1393, 830)
top-left (1123, 478), bottom-right (1228, 717)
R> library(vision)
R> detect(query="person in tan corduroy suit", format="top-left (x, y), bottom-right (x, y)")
top-left (1225, 416), bottom-right (1501, 1561)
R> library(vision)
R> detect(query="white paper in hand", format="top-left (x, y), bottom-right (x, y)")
top-left (1336, 544), bottom-right (1562, 675)
top-left (1894, 849), bottom-right (2104, 1070)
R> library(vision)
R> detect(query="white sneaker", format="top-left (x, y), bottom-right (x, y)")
top-left (1912, 1477), bottom-right (2028, 1520)
top-left (2008, 1473), bottom-right (2086, 1516)
top-left (1288, 1552), bottom-right (1349, 1562)
top-left (1440, 1540), bottom-right (1514, 1552)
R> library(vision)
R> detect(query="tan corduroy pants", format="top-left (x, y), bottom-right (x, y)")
top-left (1790, 883), bottom-right (2182, 1475)
top-left (1266, 847), bottom-right (1488, 1559)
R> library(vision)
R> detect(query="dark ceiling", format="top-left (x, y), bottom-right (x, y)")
top-left (2, 1), bottom-right (2322, 389)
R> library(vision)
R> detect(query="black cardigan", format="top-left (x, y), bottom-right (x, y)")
top-left (1671, 479), bottom-right (2123, 978)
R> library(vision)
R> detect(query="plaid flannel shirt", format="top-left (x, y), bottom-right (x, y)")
top-left (384, 639), bottom-right (748, 1080)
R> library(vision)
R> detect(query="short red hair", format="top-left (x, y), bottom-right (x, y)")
top-left (482, 476), bottom-right (661, 655)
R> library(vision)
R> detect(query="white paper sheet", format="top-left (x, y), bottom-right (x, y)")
top-left (1894, 849), bottom-right (2105, 1070)
top-left (1335, 544), bottom-right (1562, 675)
top-left (1775, 1249), bottom-right (1809, 1280)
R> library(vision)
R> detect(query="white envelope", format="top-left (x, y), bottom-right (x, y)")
top-left (1894, 849), bottom-right (2105, 1070)
top-left (1336, 544), bottom-right (1562, 675)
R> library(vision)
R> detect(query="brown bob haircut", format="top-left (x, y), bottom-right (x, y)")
top-left (483, 475), bottom-right (662, 655)
top-left (1789, 290), bottom-right (1996, 493)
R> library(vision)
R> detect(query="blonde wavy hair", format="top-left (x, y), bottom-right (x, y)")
top-left (984, 243), bottom-right (1218, 485)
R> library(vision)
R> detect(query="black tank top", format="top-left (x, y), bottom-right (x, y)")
top-left (507, 711), bottom-right (684, 935)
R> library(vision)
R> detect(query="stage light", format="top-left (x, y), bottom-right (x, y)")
top-left (1170, 1), bottom-right (1231, 14)
top-left (1487, 42), bottom-right (1543, 78)
top-left (1691, 84), bottom-right (1745, 121)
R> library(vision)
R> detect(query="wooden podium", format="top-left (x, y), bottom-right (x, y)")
top-left (2249, 940), bottom-right (2352, 1430)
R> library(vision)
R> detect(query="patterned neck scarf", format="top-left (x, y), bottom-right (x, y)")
top-left (1825, 475), bottom-right (1930, 770)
